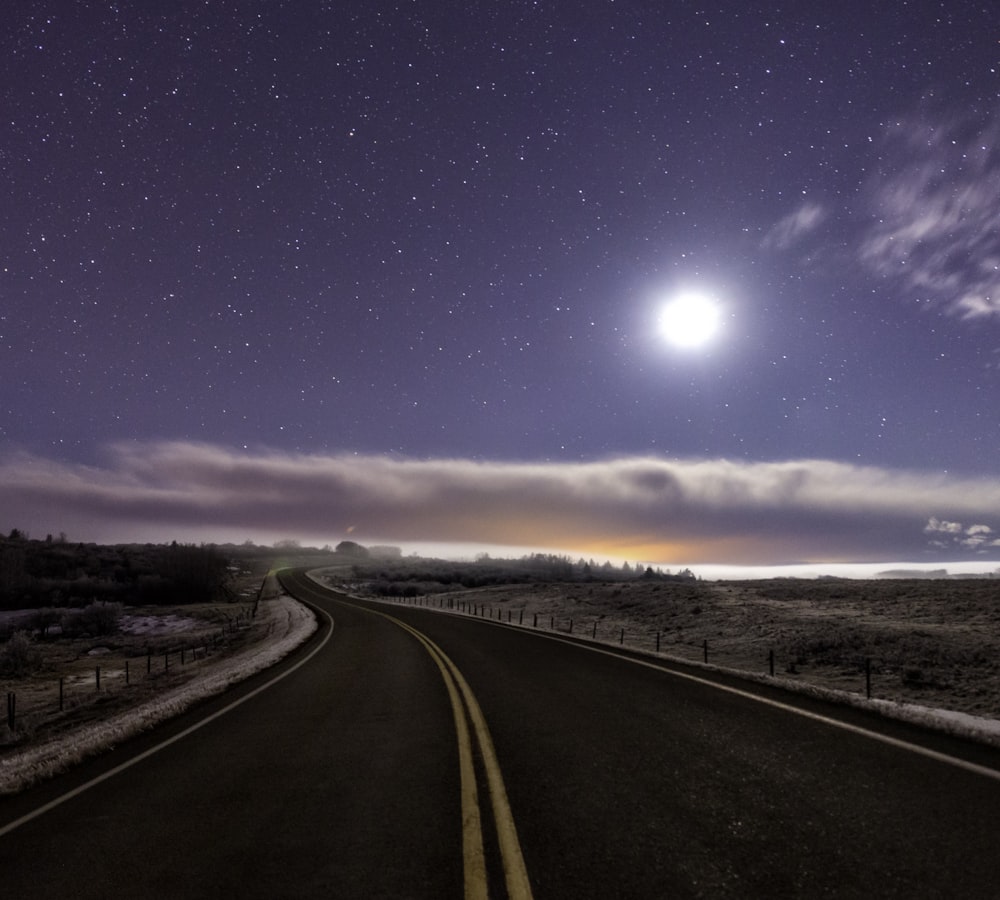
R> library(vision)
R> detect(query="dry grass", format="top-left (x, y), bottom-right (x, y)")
top-left (366, 578), bottom-right (1000, 721)
top-left (0, 603), bottom-right (264, 750)
top-left (0, 570), bottom-right (270, 752)
top-left (0, 582), bottom-right (314, 794)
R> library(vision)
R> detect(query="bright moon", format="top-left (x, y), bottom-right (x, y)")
top-left (658, 293), bottom-right (722, 348)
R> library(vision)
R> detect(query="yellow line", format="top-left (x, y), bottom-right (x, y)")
top-left (383, 613), bottom-right (534, 900)
top-left (285, 576), bottom-right (488, 896)
top-left (398, 624), bottom-right (488, 900)
top-left (438, 650), bottom-right (535, 900)
top-left (292, 579), bottom-right (534, 897)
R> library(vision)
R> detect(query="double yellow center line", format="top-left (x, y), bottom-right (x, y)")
top-left (368, 608), bottom-right (534, 900)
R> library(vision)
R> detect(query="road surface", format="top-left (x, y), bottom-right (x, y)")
top-left (1, 569), bottom-right (999, 898)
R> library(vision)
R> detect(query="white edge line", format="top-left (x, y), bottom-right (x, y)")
top-left (0, 588), bottom-right (335, 839)
top-left (513, 626), bottom-right (1000, 784)
top-left (375, 600), bottom-right (1000, 785)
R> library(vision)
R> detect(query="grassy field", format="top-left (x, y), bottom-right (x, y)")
top-left (341, 575), bottom-right (1000, 721)
top-left (0, 571), bottom-right (268, 753)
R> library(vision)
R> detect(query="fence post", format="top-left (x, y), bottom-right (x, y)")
top-left (656, 631), bottom-right (661, 653)
top-left (147, 648), bottom-right (152, 673)
top-left (703, 639), bottom-right (708, 663)
top-left (59, 677), bottom-right (64, 711)
top-left (96, 666), bottom-right (100, 691)
top-left (769, 649), bottom-right (774, 676)
top-left (126, 660), bottom-right (130, 685)
top-left (620, 628), bottom-right (624, 645)
top-left (519, 609), bottom-right (523, 625)
top-left (865, 657), bottom-right (872, 699)
top-left (533, 613), bottom-right (537, 628)
top-left (569, 618), bottom-right (573, 634)
top-left (7, 691), bottom-right (14, 730)
top-left (592, 621), bottom-right (597, 639)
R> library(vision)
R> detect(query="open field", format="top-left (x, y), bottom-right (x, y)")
top-left (339, 574), bottom-right (1000, 724)
top-left (1, 600), bottom-right (257, 750)
top-left (0, 570), bottom-right (317, 792)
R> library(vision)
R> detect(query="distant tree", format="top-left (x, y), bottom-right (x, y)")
top-left (30, 607), bottom-right (63, 638)
top-left (0, 543), bottom-right (28, 604)
top-left (156, 544), bottom-right (232, 604)
top-left (335, 540), bottom-right (369, 558)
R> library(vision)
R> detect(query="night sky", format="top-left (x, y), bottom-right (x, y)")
top-left (3, 2), bottom-right (1000, 573)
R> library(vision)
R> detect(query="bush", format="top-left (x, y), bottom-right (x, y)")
top-left (60, 601), bottom-right (123, 637)
top-left (0, 631), bottom-right (42, 676)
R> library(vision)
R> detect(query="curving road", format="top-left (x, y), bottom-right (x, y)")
top-left (1, 569), bottom-right (999, 898)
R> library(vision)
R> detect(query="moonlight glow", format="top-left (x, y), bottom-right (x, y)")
top-left (658, 294), bottom-right (722, 348)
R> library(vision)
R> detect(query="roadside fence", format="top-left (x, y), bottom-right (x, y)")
top-left (2, 607), bottom-right (258, 738)
top-left (380, 593), bottom-right (903, 703)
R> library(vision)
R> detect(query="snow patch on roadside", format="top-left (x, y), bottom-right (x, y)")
top-left (0, 594), bottom-right (317, 795)
top-left (120, 614), bottom-right (201, 636)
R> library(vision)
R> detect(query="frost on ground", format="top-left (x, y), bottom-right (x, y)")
top-left (0, 593), bottom-right (316, 795)
top-left (336, 573), bottom-right (1000, 752)
top-left (119, 613), bottom-right (202, 636)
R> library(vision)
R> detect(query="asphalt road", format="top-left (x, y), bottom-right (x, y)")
top-left (2, 569), bottom-right (1000, 898)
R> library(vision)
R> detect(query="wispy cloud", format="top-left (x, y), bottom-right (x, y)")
top-left (859, 112), bottom-right (1000, 319)
top-left (2, 442), bottom-right (1000, 565)
top-left (762, 202), bottom-right (826, 251)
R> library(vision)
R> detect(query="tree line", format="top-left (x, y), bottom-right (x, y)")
top-left (348, 548), bottom-right (697, 596)
top-left (0, 531), bottom-right (237, 610)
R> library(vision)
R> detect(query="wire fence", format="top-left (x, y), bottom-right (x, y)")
top-left (2, 607), bottom-right (260, 739)
top-left (377, 593), bottom-right (942, 706)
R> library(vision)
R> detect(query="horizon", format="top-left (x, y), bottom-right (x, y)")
top-left (5, 527), bottom-right (998, 583)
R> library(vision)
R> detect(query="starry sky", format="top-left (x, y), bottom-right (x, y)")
top-left (3, 1), bottom-right (1000, 572)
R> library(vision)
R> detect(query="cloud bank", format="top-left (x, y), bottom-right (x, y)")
top-left (2, 441), bottom-right (1000, 566)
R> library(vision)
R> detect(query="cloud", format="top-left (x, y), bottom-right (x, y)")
top-left (762, 202), bottom-right (826, 250)
top-left (925, 518), bottom-right (1000, 552)
top-left (2, 442), bottom-right (1000, 565)
top-left (858, 111), bottom-right (1000, 319)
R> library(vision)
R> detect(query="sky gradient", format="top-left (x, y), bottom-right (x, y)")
top-left (3, 2), bottom-right (1000, 572)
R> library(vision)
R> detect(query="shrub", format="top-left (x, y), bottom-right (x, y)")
top-left (0, 631), bottom-right (42, 676)
top-left (60, 601), bottom-right (123, 637)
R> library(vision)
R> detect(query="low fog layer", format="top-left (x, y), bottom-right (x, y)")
top-left (2, 441), bottom-right (1000, 567)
